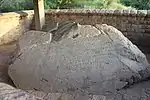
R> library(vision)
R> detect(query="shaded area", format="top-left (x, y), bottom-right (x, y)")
top-left (0, 42), bottom-right (18, 86)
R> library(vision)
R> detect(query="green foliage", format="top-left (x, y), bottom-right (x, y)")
top-left (1, 0), bottom-right (149, 13)
top-left (121, 0), bottom-right (150, 10)
top-left (44, 0), bottom-right (80, 9)
top-left (71, 0), bottom-right (127, 9)
top-left (0, 0), bottom-right (33, 12)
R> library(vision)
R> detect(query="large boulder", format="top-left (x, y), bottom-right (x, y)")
top-left (8, 22), bottom-right (150, 95)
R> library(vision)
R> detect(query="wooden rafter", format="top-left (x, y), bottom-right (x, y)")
top-left (34, 0), bottom-right (45, 30)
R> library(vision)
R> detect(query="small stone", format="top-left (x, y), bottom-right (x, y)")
top-left (137, 10), bottom-right (147, 16)
top-left (147, 10), bottom-right (150, 16)
top-left (114, 10), bottom-right (123, 15)
top-left (130, 10), bottom-right (137, 16)
top-left (91, 95), bottom-right (106, 100)
top-left (122, 10), bottom-right (130, 16)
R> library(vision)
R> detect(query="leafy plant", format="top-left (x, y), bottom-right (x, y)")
top-left (44, 0), bottom-right (80, 9)
top-left (0, 0), bottom-right (33, 12)
top-left (121, 0), bottom-right (150, 10)
top-left (2, 0), bottom-right (149, 13)
top-left (44, 0), bottom-right (128, 9)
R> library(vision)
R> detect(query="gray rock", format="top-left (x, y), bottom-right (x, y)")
top-left (0, 82), bottom-right (107, 100)
top-left (0, 83), bottom-right (41, 100)
top-left (1, 81), bottom-right (150, 100)
top-left (8, 23), bottom-right (150, 96)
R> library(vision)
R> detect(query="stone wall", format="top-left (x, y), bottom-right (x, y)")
top-left (0, 9), bottom-right (150, 48)
top-left (46, 9), bottom-right (150, 48)
top-left (0, 10), bottom-right (34, 45)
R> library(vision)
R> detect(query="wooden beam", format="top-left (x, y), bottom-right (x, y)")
top-left (34, 0), bottom-right (45, 30)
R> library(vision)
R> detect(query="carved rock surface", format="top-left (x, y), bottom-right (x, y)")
top-left (9, 23), bottom-right (150, 96)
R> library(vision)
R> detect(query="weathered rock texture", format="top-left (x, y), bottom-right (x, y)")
top-left (45, 9), bottom-right (150, 48)
top-left (0, 83), bottom-right (41, 100)
top-left (1, 81), bottom-right (150, 100)
top-left (1, 82), bottom-right (106, 100)
top-left (9, 23), bottom-right (150, 97)
top-left (0, 82), bottom-right (109, 100)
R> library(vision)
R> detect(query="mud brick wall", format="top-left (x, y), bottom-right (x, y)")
top-left (46, 9), bottom-right (150, 48)
top-left (0, 10), bottom-right (34, 45)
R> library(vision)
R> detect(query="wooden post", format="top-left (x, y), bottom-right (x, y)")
top-left (34, 0), bottom-right (45, 30)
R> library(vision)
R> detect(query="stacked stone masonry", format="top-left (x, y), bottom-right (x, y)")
top-left (0, 9), bottom-right (150, 48)
top-left (45, 9), bottom-right (150, 48)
